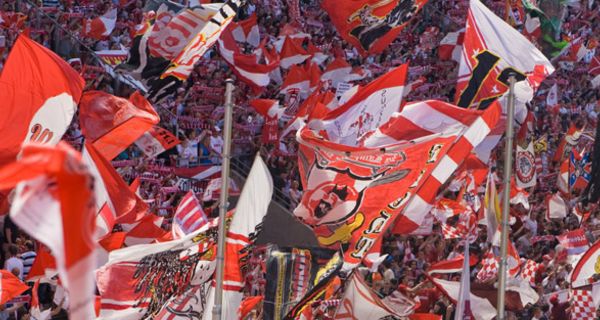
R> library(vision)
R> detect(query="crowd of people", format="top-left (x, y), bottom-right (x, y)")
top-left (0, 0), bottom-right (599, 319)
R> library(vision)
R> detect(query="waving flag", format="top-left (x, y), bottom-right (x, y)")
top-left (0, 142), bottom-right (96, 319)
top-left (203, 155), bottom-right (273, 320)
top-left (430, 278), bottom-right (538, 320)
top-left (230, 13), bottom-right (260, 47)
top-left (571, 240), bottom-right (600, 288)
top-left (280, 64), bottom-right (310, 97)
top-left (456, 0), bottom-right (554, 110)
top-left (515, 141), bottom-right (537, 189)
top-left (335, 273), bottom-right (415, 319)
top-left (81, 8), bottom-right (117, 40)
top-left (97, 219), bottom-right (220, 320)
top-left (134, 126), bottom-right (180, 158)
top-left (250, 99), bottom-right (286, 119)
top-left (297, 99), bottom-right (500, 268)
top-left (124, 214), bottom-right (167, 246)
top-left (321, 57), bottom-right (352, 88)
top-left (438, 29), bottom-right (465, 61)
top-left (0, 270), bottom-right (29, 305)
top-left (0, 35), bottom-right (84, 167)
top-left (280, 37), bottom-right (311, 69)
top-left (322, 0), bottom-right (428, 56)
top-left (79, 91), bottom-right (159, 161)
top-left (172, 191), bottom-right (208, 238)
top-left (218, 29), bottom-right (279, 93)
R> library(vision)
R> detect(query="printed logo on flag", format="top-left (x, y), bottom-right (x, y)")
top-left (516, 149), bottom-right (535, 184)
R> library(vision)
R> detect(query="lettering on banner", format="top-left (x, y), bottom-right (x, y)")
top-left (29, 123), bottom-right (54, 144)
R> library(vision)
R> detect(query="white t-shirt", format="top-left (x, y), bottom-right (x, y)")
top-left (5, 257), bottom-right (24, 280)
top-left (210, 136), bottom-right (224, 154)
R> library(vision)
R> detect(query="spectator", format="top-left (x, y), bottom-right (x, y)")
top-left (20, 241), bottom-right (36, 281)
top-left (4, 244), bottom-right (23, 280)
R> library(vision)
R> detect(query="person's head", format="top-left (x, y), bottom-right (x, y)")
top-left (8, 244), bottom-right (18, 257)
top-left (25, 240), bottom-right (34, 252)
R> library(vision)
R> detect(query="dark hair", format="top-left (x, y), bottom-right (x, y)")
top-left (25, 241), bottom-right (34, 251)
top-left (9, 244), bottom-right (18, 256)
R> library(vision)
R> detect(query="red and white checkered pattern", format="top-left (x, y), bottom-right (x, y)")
top-left (442, 223), bottom-right (462, 239)
top-left (570, 289), bottom-right (597, 320)
top-left (476, 251), bottom-right (498, 282)
top-left (520, 259), bottom-right (540, 286)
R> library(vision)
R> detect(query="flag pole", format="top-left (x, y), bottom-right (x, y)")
top-left (213, 78), bottom-right (235, 320)
top-left (497, 74), bottom-right (517, 320)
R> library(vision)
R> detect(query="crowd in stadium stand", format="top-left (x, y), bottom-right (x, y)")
top-left (0, 0), bottom-right (599, 319)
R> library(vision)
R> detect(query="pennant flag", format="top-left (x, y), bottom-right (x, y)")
top-left (334, 273), bottom-right (415, 319)
top-left (218, 29), bottom-right (279, 93)
top-left (557, 228), bottom-right (590, 256)
top-left (0, 35), bottom-right (84, 167)
top-left (322, 0), bottom-right (428, 56)
top-left (321, 57), bottom-right (352, 88)
top-left (82, 142), bottom-right (148, 237)
top-left (249, 99), bottom-right (286, 119)
top-left (96, 219), bottom-right (220, 319)
top-left (0, 142), bottom-right (96, 319)
top-left (79, 91), bottom-right (160, 161)
top-left (280, 36), bottom-right (311, 69)
top-left (515, 141), bottom-right (537, 189)
top-left (81, 8), bottom-right (117, 40)
top-left (134, 126), bottom-right (180, 158)
top-left (0, 270), bottom-right (29, 305)
top-left (456, 0), bottom-right (554, 110)
top-left (173, 191), bottom-right (208, 238)
top-left (571, 240), bottom-right (600, 288)
top-left (438, 29), bottom-right (465, 61)
top-left (230, 12), bottom-right (260, 47)
top-left (263, 248), bottom-right (337, 319)
top-left (297, 98), bottom-right (500, 268)
top-left (430, 277), bottom-right (539, 320)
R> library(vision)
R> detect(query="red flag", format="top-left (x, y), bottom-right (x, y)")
top-left (230, 12), bottom-right (260, 47)
top-left (218, 29), bottom-right (279, 94)
top-left (321, 57), bottom-right (352, 88)
top-left (79, 91), bottom-right (160, 160)
top-left (26, 246), bottom-right (57, 281)
top-left (0, 142), bottom-right (96, 319)
top-left (280, 36), bottom-right (311, 68)
top-left (82, 142), bottom-right (148, 235)
top-left (322, 0), bottom-right (428, 56)
top-left (81, 8), bottom-right (117, 40)
top-left (0, 35), bottom-right (84, 167)
top-left (438, 29), bottom-right (464, 61)
top-left (134, 126), bottom-right (180, 158)
top-left (124, 214), bottom-right (167, 246)
top-left (249, 99), bottom-right (285, 119)
top-left (0, 270), bottom-right (29, 305)
top-left (589, 55), bottom-right (600, 77)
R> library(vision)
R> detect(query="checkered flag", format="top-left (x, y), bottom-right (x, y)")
top-left (520, 259), bottom-right (540, 286)
top-left (476, 251), bottom-right (498, 282)
top-left (570, 289), bottom-right (597, 320)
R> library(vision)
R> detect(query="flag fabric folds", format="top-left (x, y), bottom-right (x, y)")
top-left (0, 142), bottom-right (96, 319)
top-left (173, 191), bottom-right (208, 238)
top-left (456, 0), bottom-right (554, 110)
top-left (571, 240), bottom-right (600, 288)
top-left (322, 0), bottom-right (428, 56)
top-left (81, 8), bottom-right (117, 40)
top-left (79, 91), bottom-right (160, 161)
top-left (134, 126), bottom-right (180, 158)
top-left (334, 273), bottom-right (415, 319)
top-left (0, 35), bottom-right (84, 167)
top-left (230, 13), bottom-right (260, 47)
top-left (0, 270), bottom-right (29, 305)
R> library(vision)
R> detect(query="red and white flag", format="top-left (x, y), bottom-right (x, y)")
top-left (124, 214), bottom-right (167, 246)
top-left (30, 279), bottom-right (52, 320)
top-left (308, 41), bottom-right (328, 65)
top-left (218, 29), bottom-right (279, 93)
top-left (82, 142), bottom-right (148, 237)
top-left (520, 259), bottom-right (540, 286)
top-left (334, 273), bottom-right (415, 319)
top-left (0, 142), bottom-right (96, 319)
top-left (589, 55), bottom-right (600, 77)
top-left (456, 0), bottom-right (554, 109)
top-left (438, 29), bottom-right (464, 61)
top-left (430, 277), bottom-right (538, 320)
top-left (571, 240), bottom-right (600, 287)
top-left (428, 254), bottom-right (479, 274)
top-left (0, 270), bottom-right (29, 305)
top-left (81, 8), bottom-right (117, 40)
top-left (172, 191), bottom-right (208, 238)
top-left (522, 14), bottom-right (541, 41)
top-left (249, 99), bottom-right (286, 119)
top-left (134, 126), bottom-right (180, 158)
top-left (79, 91), bottom-right (159, 161)
top-left (0, 35), bottom-right (84, 167)
top-left (322, 0), bottom-right (428, 56)
top-left (557, 228), bottom-right (590, 256)
top-left (515, 141), bottom-right (537, 189)
top-left (230, 12), bottom-right (260, 47)
top-left (280, 64), bottom-right (310, 96)
top-left (570, 284), bottom-right (600, 320)
top-left (546, 83), bottom-right (559, 107)
top-left (279, 36), bottom-right (311, 69)
top-left (202, 154), bottom-right (273, 320)
top-left (202, 177), bottom-right (240, 202)
top-left (320, 57), bottom-right (352, 88)
top-left (309, 64), bottom-right (408, 145)
top-left (97, 220), bottom-right (219, 320)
